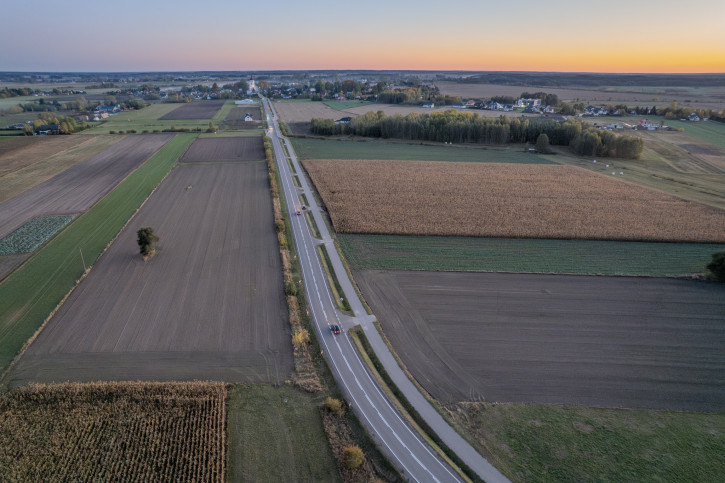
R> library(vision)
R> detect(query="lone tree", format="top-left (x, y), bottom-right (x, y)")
top-left (137, 227), bottom-right (159, 259)
top-left (535, 133), bottom-right (552, 154)
top-left (706, 251), bottom-right (725, 282)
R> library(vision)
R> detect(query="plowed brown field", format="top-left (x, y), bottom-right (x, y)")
top-left (10, 160), bottom-right (291, 385)
top-left (0, 134), bottom-right (174, 239)
top-left (356, 270), bottom-right (725, 412)
top-left (159, 100), bottom-right (226, 120)
top-left (304, 160), bottom-right (725, 242)
top-left (180, 136), bottom-right (265, 163)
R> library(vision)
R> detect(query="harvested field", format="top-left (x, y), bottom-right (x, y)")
top-left (0, 135), bottom-right (123, 203)
top-left (0, 382), bottom-right (226, 482)
top-left (303, 160), bottom-right (725, 242)
top-left (0, 134), bottom-right (174, 239)
top-left (10, 161), bottom-right (291, 385)
top-left (180, 136), bottom-right (265, 163)
top-left (356, 270), bottom-right (725, 412)
top-left (273, 100), bottom-right (353, 123)
top-left (159, 100), bottom-right (226, 120)
top-left (0, 135), bottom-right (90, 177)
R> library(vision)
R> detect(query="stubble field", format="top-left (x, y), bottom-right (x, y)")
top-left (0, 135), bottom-right (124, 203)
top-left (303, 160), bottom-right (725, 242)
top-left (10, 153), bottom-right (291, 385)
top-left (158, 100), bottom-right (226, 120)
top-left (0, 382), bottom-right (226, 482)
top-left (0, 134), bottom-right (174, 239)
top-left (0, 136), bottom-right (85, 176)
top-left (180, 136), bottom-right (265, 163)
top-left (356, 270), bottom-right (725, 412)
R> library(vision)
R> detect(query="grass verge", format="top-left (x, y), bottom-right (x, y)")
top-left (446, 401), bottom-right (725, 482)
top-left (0, 133), bottom-right (197, 376)
top-left (351, 327), bottom-right (482, 483)
top-left (338, 234), bottom-right (725, 277)
top-left (266, 131), bottom-right (399, 481)
top-left (317, 245), bottom-right (352, 313)
top-left (227, 384), bottom-right (339, 482)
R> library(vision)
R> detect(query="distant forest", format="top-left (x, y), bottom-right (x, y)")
top-left (455, 73), bottom-right (725, 88)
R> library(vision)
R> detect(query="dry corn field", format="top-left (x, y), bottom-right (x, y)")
top-left (303, 160), bottom-right (725, 242)
top-left (0, 382), bottom-right (226, 482)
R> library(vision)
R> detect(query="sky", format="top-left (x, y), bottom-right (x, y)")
top-left (2, 0), bottom-right (724, 73)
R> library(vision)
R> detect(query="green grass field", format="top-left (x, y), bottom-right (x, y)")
top-left (291, 137), bottom-right (555, 163)
top-left (322, 100), bottom-right (373, 110)
top-left (338, 234), bottom-right (725, 277)
top-left (669, 119), bottom-right (725, 150)
top-left (227, 385), bottom-right (339, 482)
top-left (0, 133), bottom-right (197, 374)
top-left (451, 402), bottom-right (725, 483)
top-left (84, 101), bottom-right (235, 134)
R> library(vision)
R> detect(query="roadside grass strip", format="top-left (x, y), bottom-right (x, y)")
top-left (316, 245), bottom-right (352, 313)
top-left (350, 327), bottom-right (480, 483)
top-left (339, 234), bottom-right (725, 277)
top-left (0, 215), bottom-right (76, 255)
top-left (0, 133), bottom-right (197, 374)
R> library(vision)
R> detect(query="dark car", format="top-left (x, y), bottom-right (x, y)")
top-left (330, 325), bottom-right (341, 335)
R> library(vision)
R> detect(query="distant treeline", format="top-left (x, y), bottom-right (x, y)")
top-left (457, 72), bottom-right (725, 88)
top-left (310, 110), bottom-right (644, 159)
top-left (0, 87), bottom-right (40, 98)
top-left (377, 87), bottom-right (461, 106)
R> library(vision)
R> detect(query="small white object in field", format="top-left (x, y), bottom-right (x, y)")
top-left (612, 172), bottom-right (616, 175)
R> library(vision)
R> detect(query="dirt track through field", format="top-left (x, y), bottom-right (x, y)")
top-left (11, 160), bottom-right (291, 385)
top-left (0, 134), bottom-right (174, 238)
top-left (0, 134), bottom-right (174, 239)
top-left (356, 270), bottom-right (725, 412)
top-left (158, 100), bottom-right (226, 120)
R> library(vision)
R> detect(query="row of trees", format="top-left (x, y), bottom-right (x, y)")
top-left (310, 110), bottom-right (644, 158)
top-left (0, 87), bottom-right (40, 98)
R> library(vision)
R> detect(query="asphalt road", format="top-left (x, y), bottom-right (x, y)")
top-left (264, 98), bottom-right (508, 483)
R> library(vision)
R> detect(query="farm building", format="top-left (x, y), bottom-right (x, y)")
top-left (244, 113), bottom-right (253, 122)
top-left (235, 99), bottom-right (258, 105)
top-left (422, 102), bottom-right (435, 108)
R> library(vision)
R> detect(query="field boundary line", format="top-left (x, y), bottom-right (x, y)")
top-left (0, 134), bottom-right (196, 386)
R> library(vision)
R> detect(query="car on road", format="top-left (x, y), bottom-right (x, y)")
top-left (330, 325), bottom-right (341, 335)
top-left (296, 210), bottom-right (302, 215)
